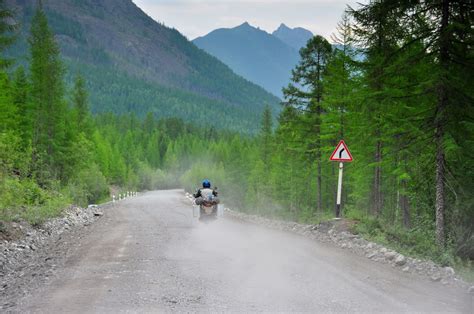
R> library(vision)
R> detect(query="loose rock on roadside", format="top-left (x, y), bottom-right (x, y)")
top-left (1, 204), bottom-right (106, 310)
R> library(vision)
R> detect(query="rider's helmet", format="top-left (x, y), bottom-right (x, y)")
top-left (202, 179), bottom-right (211, 188)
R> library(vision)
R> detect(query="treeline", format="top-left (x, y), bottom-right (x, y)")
top-left (230, 1), bottom-right (472, 262)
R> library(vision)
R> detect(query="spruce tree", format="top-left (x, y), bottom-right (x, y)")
top-left (12, 66), bottom-right (31, 149)
top-left (0, 71), bottom-right (15, 132)
top-left (283, 35), bottom-right (332, 211)
top-left (72, 74), bottom-right (90, 132)
top-left (29, 4), bottom-right (68, 183)
top-left (349, 2), bottom-right (402, 216)
top-left (260, 105), bottom-right (273, 168)
top-left (0, 0), bottom-right (17, 69)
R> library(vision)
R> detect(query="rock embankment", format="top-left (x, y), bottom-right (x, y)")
top-left (1, 204), bottom-right (104, 310)
top-left (224, 208), bottom-right (472, 292)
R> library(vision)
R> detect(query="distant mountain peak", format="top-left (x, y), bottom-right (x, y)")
top-left (237, 21), bottom-right (252, 29)
top-left (276, 23), bottom-right (290, 31)
top-left (272, 24), bottom-right (313, 51)
top-left (193, 22), bottom-right (300, 98)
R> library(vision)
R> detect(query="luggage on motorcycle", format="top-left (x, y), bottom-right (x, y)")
top-left (200, 188), bottom-right (215, 202)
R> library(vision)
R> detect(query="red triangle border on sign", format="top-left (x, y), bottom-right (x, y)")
top-left (330, 140), bottom-right (353, 162)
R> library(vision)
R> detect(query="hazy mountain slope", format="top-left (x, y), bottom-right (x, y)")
top-left (272, 23), bottom-right (313, 51)
top-left (6, 0), bottom-right (279, 132)
top-left (193, 22), bottom-right (300, 98)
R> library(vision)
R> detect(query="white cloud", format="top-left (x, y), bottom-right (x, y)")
top-left (133, 0), bottom-right (366, 40)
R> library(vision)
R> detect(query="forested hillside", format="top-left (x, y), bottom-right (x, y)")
top-left (5, 0), bottom-right (279, 132)
top-left (0, 0), bottom-right (473, 277)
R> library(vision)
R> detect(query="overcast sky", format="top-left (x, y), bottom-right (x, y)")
top-left (132, 0), bottom-right (367, 41)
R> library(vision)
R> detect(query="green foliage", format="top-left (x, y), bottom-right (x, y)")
top-left (0, 177), bottom-right (69, 225)
top-left (0, 0), bottom-right (17, 68)
top-left (180, 161), bottom-right (226, 194)
top-left (71, 74), bottom-right (90, 131)
top-left (67, 163), bottom-right (108, 206)
top-left (0, 124), bottom-right (30, 177)
top-left (29, 6), bottom-right (68, 183)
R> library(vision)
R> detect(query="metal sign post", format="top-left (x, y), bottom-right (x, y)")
top-left (336, 162), bottom-right (343, 217)
top-left (330, 140), bottom-right (353, 218)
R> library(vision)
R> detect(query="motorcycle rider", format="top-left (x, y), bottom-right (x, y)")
top-left (194, 179), bottom-right (219, 205)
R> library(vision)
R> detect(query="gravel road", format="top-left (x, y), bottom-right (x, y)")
top-left (14, 190), bottom-right (472, 313)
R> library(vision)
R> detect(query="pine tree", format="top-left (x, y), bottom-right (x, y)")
top-left (0, 0), bottom-right (17, 69)
top-left (12, 66), bottom-right (32, 149)
top-left (349, 2), bottom-right (402, 216)
top-left (0, 71), bottom-right (16, 132)
top-left (260, 105), bottom-right (273, 169)
top-left (283, 35), bottom-right (332, 212)
top-left (72, 74), bottom-right (90, 132)
top-left (29, 4), bottom-right (68, 183)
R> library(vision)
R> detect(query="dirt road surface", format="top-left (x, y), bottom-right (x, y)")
top-left (15, 190), bottom-right (472, 313)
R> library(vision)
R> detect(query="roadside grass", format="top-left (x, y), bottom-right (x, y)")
top-left (0, 177), bottom-right (71, 226)
top-left (0, 161), bottom-right (116, 227)
top-left (344, 206), bottom-right (474, 283)
top-left (298, 208), bottom-right (335, 225)
top-left (454, 260), bottom-right (474, 283)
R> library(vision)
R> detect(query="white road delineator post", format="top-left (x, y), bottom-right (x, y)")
top-left (193, 204), bottom-right (200, 218)
top-left (217, 204), bottom-right (224, 217)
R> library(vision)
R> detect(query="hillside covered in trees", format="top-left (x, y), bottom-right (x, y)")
top-left (5, 0), bottom-right (280, 132)
top-left (0, 0), bottom-right (473, 277)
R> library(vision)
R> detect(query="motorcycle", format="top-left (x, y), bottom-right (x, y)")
top-left (199, 199), bottom-right (218, 221)
top-left (193, 187), bottom-right (221, 222)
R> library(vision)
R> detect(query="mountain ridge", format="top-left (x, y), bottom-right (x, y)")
top-left (193, 22), bottom-right (307, 98)
top-left (6, 0), bottom-right (280, 132)
top-left (272, 23), bottom-right (314, 51)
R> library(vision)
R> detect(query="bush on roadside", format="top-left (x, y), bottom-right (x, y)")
top-left (0, 176), bottom-right (70, 225)
top-left (180, 161), bottom-right (226, 194)
top-left (67, 163), bottom-right (109, 206)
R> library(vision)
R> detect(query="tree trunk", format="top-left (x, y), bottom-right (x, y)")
top-left (372, 137), bottom-right (382, 215)
top-left (317, 158), bottom-right (322, 211)
top-left (315, 52), bottom-right (323, 212)
top-left (435, 124), bottom-right (445, 246)
top-left (435, 0), bottom-right (450, 247)
top-left (400, 179), bottom-right (411, 228)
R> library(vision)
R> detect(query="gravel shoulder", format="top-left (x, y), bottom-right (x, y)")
top-left (1, 204), bottom-right (106, 310)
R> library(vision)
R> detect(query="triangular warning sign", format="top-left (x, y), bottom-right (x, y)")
top-left (330, 140), bottom-right (353, 162)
